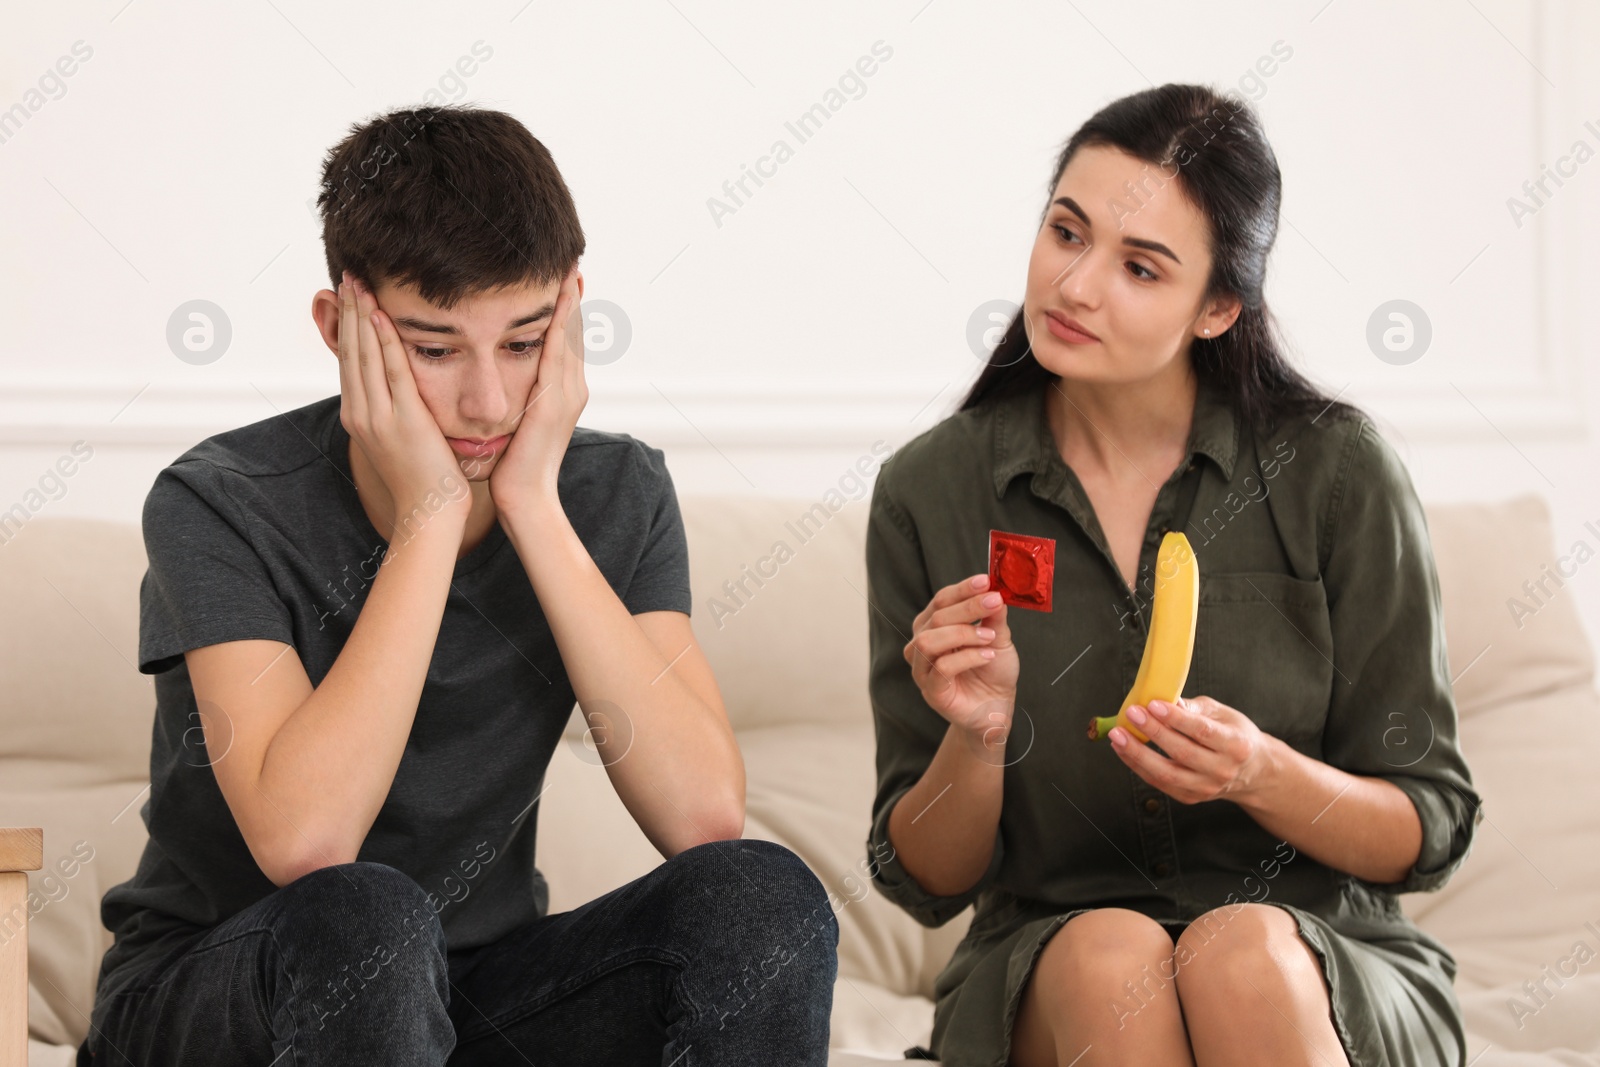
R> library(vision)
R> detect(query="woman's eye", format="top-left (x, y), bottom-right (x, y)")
top-left (1053, 223), bottom-right (1158, 282)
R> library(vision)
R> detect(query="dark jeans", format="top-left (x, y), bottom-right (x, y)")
top-left (82, 838), bottom-right (838, 1065)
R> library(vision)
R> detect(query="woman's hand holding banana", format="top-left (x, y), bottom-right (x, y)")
top-left (1110, 694), bottom-right (1277, 805)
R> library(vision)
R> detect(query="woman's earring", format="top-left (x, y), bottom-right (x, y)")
top-left (1203, 328), bottom-right (1211, 336)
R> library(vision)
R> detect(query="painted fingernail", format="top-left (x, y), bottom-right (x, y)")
top-left (973, 574), bottom-right (989, 588)
top-left (1127, 705), bottom-right (1148, 725)
top-left (975, 627), bottom-right (995, 639)
top-left (982, 592), bottom-right (1002, 607)
top-left (1110, 729), bottom-right (1126, 747)
top-left (1150, 701), bottom-right (1169, 717)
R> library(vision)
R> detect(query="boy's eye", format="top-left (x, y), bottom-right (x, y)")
top-left (411, 338), bottom-right (546, 361)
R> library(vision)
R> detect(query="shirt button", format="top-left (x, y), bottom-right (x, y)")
top-left (1143, 797), bottom-right (1161, 814)
top-left (1152, 861), bottom-right (1172, 877)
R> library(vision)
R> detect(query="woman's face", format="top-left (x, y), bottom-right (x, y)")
top-left (1022, 143), bottom-right (1236, 385)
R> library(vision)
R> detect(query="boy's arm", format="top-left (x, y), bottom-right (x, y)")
top-left (187, 512), bottom-right (466, 887)
top-left (499, 499), bottom-right (744, 859)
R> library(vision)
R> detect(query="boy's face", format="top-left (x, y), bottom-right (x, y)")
top-left (314, 271), bottom-right (581, 482)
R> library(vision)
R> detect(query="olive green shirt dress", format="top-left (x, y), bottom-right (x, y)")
top-left (863, 377), bottom-right (1485, 1067)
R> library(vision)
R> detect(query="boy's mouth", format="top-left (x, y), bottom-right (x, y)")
top-left (447, 434), bottom-right (509, 458)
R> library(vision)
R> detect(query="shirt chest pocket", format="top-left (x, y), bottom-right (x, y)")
top-left (1183, 571), bottom-right (1334, 744)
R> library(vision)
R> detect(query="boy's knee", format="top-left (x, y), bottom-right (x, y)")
top-left (670, 839), bottom-right (840, 963)
top-left (277, 864), bottom-right (451, 1035)
top-left (675, 839), bottom-right (827, 903)
top-left (275, 861), bottom-right (445, 959)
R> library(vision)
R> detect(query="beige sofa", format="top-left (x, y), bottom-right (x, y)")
top-left (4, 492), bottom-right (1598, 1065)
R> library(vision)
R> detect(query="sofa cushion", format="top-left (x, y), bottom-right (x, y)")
top-left (677, 495), bottom-right (878, 732)
top-left (10, 486), bottom-right (1600, 1063)
top-left (1421, 494), bottom-right (1595, 717)
top-left (0, 520), bottom-right (155, 1050)
top-left (0, 519), bottom-right (153, 785)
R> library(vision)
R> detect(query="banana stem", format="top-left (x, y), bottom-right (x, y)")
top-left (1087, 713), bottom-right (1150, 744)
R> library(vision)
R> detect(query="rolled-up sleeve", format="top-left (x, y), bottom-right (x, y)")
top-left (863, 472), bottom-right (1004, 927)
top-left (1320, 418), bottom-right (1484, 895)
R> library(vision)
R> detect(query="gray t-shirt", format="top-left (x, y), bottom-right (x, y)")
top-left (92, 393), bottom-right (692, 1010)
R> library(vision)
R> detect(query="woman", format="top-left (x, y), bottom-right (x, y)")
top-left (864, 84), bottom-right (1483, 1067)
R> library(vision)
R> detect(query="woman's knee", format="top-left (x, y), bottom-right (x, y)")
top-left (1030, 908), bottom-right (1180, 1012)
top-left (1174, 904), bottom-right (1321, 995)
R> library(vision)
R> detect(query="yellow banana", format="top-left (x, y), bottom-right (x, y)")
top-left (1088, 531), bottom-right (1199, 743)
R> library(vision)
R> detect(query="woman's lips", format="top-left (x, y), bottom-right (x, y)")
top-left (447, 434), bottom-right (509, 457)
top-left (1044, 311), bottom-right (1099, 344)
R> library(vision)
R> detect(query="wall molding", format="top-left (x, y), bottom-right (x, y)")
top-left (0, 380), bottom-right (959, 449)
top-left (0, 373), bottom-right (1584, 452)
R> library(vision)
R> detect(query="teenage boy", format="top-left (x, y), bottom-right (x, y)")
top-left (79, 104), bottom-right (838, 1065)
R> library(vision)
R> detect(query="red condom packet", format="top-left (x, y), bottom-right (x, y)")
top-left (987, 529), bottom-right (1056, 612)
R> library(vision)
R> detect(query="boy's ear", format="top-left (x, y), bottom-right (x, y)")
top-left (312, 287), bottom-right (341, 357)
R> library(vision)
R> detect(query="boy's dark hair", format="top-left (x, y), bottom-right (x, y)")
top-left (314, 104), bottom-right (585, 310)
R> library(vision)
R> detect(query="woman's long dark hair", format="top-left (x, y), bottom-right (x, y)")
top-left (961, 84), bottom-right (1360, 436)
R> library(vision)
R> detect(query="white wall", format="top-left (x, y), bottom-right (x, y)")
top-left (3, 0), bottom-right (1597, 646)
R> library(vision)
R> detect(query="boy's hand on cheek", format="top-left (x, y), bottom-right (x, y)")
top-left (488, 267), bottom-right (586, 518)
top-left (338, 270), bottom-right (471, 536)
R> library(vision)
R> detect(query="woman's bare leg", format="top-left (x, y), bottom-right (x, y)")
top-left (1008, 908), bottom-right (1195, 1067)
top-left (1174, 904), bottom-right (1351, 1067)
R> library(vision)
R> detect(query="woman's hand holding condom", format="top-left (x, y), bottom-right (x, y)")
top-left (903, 573), bottom-right (1020, 748)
